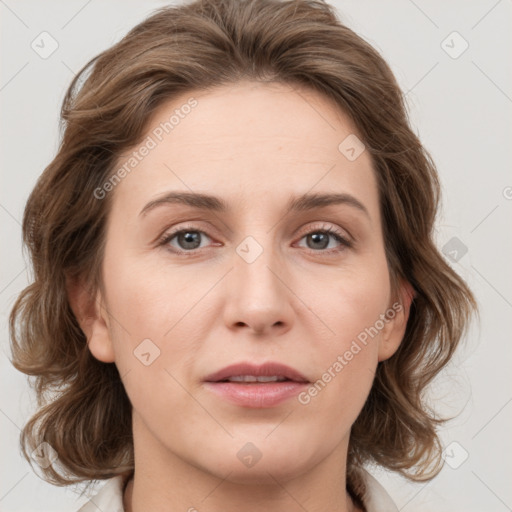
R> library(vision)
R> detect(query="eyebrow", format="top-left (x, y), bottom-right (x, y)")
top-left (139, 191), bottom-right (370, 218)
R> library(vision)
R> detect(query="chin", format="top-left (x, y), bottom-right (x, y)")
top-left (206, 457), bottom-right (309, 486)
top-left (195, 438), bottom-right (324, 485)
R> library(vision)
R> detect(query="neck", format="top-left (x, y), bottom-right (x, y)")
top-left (123, 476), bottom-right (361, 512)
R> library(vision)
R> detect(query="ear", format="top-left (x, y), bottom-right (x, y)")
top-left (378, 279), bottom-right (415, 362)
top-left (66, 274), bottom-right (116, 363)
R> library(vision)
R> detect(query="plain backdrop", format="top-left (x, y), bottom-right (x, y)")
top-left (1, 1), bottom-right (511, 511)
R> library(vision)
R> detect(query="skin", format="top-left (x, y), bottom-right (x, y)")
top-left (70, 81), bottom-right (412, 512)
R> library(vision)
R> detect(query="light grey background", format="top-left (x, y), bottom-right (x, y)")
top-left (1, 1), bottom-right (511, 510)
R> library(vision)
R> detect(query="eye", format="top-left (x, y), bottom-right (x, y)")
top-left (158, 223), bottom-right (352, 256)
top-left (296, 225), bottom-right (352, 254)
top-left (159, 226), bottom-right (213, 253)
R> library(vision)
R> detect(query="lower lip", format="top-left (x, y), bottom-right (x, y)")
top-left (203, 381), bottom-right (309, 408)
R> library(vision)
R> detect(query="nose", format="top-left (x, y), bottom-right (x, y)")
top-left (222, 244), bottom-right (294, 336)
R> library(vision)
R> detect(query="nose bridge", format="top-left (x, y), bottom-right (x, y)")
top-left (223, 232), bottom-right (293, 333)
top-left (235, 233), bottom-right (285, 301)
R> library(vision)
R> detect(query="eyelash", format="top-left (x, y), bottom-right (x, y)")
top-left (158, 223), bottom-right (352, 257)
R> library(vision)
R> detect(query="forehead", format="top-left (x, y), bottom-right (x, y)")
top-left (111, 80), bottom-right (378, 219)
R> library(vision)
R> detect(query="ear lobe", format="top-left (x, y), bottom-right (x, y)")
top-left (66, 274), bottom-right (116, 363)
top-left (378, 280), bottom-right (415, 362)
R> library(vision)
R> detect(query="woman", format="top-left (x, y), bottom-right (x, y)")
top-left (9, 0), bottom-right (476, 510)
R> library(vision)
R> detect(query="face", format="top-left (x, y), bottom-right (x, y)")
top-left (79, 81), bottom-right (410, 485)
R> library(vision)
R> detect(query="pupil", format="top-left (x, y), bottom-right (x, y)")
top-left (308, 232), bottom-right (328, 250)
top-left (179, 231), bottom-right (201, 249)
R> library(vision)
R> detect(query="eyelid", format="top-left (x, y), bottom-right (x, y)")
top-left (295, 222), bottom-right (352, 244)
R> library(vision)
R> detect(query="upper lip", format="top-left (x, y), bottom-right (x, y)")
top-left (204, 362), bottom-right (310, 383)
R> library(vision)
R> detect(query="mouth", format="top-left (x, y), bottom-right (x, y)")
top-left (217, 375), bottom-right (294, 383)
top-left (204, 361), bottom-right (309, 383)
top-left (203, 362), bottom-right (310, 408)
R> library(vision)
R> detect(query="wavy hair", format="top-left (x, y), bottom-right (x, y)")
top-left (9, 0), bottom-right (476, 503)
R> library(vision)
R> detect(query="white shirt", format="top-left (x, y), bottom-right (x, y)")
top-left (76, 469), bottom-right (398, 512)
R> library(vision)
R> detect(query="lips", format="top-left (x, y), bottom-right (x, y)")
top-left (203, 362), bottom-right (310, 383)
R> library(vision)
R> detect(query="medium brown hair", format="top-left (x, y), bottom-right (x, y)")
top-left (9, 0), bottom-right (476, 501)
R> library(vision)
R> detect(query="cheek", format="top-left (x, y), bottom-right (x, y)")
top-left (104, 263), bottom-right (204, 434)
top-left (296, 305), bottom-right (384, 434)
top-left (314, 257), bottom-right (391, 349)
top-left (302, 257), bottom-right (391, 406)
top-left (101, 253), bottom-right (218, 404)
top-left (104, 252), bottom-right (206, 342)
